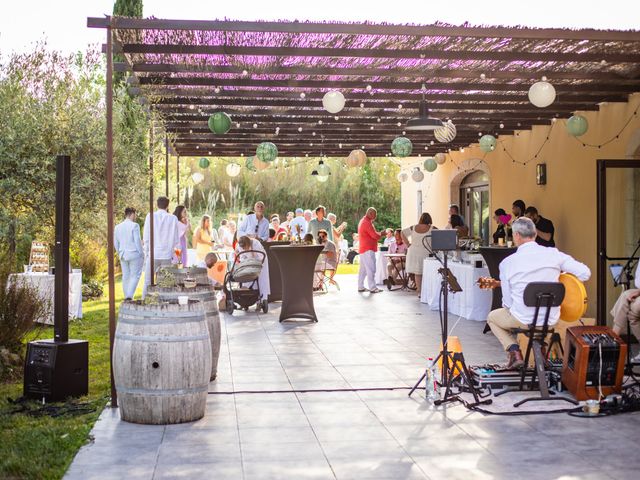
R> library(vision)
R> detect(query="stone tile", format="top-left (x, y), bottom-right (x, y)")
top-left (152, 462), bottom-right (242, 479)
top-left (64, 463), bottom-right (155, 480)
top-left (239, 425), bottom-right (319, 444)
top-left (156, 442), bottom-right (242, 465)
top-left (242, 459), bottom-right (336, 480)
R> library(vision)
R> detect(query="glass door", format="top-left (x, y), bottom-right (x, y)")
top-left (459, 170), bottom-right (490, 245)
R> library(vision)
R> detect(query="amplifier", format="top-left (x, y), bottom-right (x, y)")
top-left (24, 339), bottom-right (89, 402)
top-left (562, 326), bottom-right (626, 401)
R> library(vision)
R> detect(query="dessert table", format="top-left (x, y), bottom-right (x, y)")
top-left (420, 258), bottom-right (492, 321)
top-left (270, 245), bottom-right (324, 322)
top-left (8, 270), bottom-right (83, 325)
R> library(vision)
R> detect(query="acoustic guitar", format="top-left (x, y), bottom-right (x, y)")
top-left (477, 273), bottom-right (588, 322)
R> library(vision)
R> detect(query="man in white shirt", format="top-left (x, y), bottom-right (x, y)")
top-left (237, 201), bottom-right (269, 241)
top-left (288, 208), bottom-right (308, 241)
top-left (487, 217), bottom-right (591, 369)
top-left (303, 209), bottom-right (313, 232)
top-left (611, 262), bottom-right (640, 364)
top-left (382, 228), bottom-right (395, 247)
top-left (114, 207), bottom-right (144, 300)
top-left (142, 196), bottom-right (180, 297)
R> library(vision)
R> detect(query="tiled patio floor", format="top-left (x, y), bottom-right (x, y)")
top-left (65, 275), bottom-right (640, 480)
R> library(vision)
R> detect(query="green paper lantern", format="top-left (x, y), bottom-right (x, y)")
top-left (423, 157), bottom-right (437, 172)
top-left (256, 142), bottom-right (278, 162)
top-left (479, 134), bottom-right (497, 153)
top-left (208, 111), bottom-right (232, 134)
top-left (245, 156), bottom-right (257, 172)
top-left (391, 136), bottom-right (413, 157)
top-left (566, 115), bottom-right (589, 137)
top-left (198, 157), bottom-right (210, 169)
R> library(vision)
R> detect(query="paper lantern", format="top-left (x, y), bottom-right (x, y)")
top-left (245, 156), bottom-right (257, 172)
top-left (256, 142), bottom-right (278, 162)
top-left (208, 111), bottom-right (232, 134)
top-left (346, 149), bottom-right (367, 167)
top-left (434, 121), bottom-right (457, 143)
top-left (479, 134), bottom-right (497, 153)
top-left (566, 115), bottom-right (589, 137)
top-left (391, 136), bottom-right (413, 157)
top-left (198, 157), bottom-right (210, 169)
top-left (434, 152), bottom-right (447, 165)
top-left (226, 162), bottom-right (241, 177)
top-left (191, 172), bottom-right (204, 184)
top-left (411, 169), bottom-right (424, 183)
top-left (423, 157), bottom-right (437, 172)
top-left (253, 156), bottom-right (269, 171)
top-left (317, 174), bottom-right (329, 183)
top-left (528, 81), bottom-right (556, 108)
top-left (322, 90), bottom-right (346, 114)
top-left (397, 171), bottom-right (409, 182)
top-left (317, 162), bottom-right (330, 176)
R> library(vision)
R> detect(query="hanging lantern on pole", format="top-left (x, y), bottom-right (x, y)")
top-left (391, 137), bottom-right (413, 157)
top-left (226, 162), bottom-right (241, 177)
top-left (479, 134), bottom-right (497, 153)
top-left (566, 115), bottom-right (589, 136)
top-left (198, 157), bottom-right (210, 169)
top-left (322, 90), bottom-right (346, 114)
top-left (208, 111), bottom-right (232, 134)
top-left (256, 142), bottom-right (278, 162)
top-left (434, 152), bottom-right (447, 165)
top-left (528, 81), bottom-right (556, 108)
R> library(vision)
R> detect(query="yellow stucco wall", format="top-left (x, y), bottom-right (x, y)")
top-left (400, 93), bottom-right (640, 319)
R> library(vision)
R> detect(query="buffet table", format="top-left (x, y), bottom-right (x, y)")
top-left (8, 270), bottom-right (83, 325)
top-left (270, 245), bottom-right (324, 322)
top-left (420, 258), bottom-right (492, 321)
top-left (375, 251), bottom-right (388, 285)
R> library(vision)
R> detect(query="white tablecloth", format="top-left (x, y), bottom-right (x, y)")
top-left (375, 251), bottom-right (388, 285)
top-left (8, 271), bottom-right (83, 325)
top-left (419, 258), bottom-right (492, 321)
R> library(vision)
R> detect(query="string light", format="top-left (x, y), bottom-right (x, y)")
top-left (300, 92), bottom-right (306, 99)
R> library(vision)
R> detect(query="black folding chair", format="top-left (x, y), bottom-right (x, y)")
top-left (496, 282), bottom-right (578, 407)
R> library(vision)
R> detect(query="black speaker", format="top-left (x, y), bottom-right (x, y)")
top-left (431, 229), bottom-right (458, 251)
top-left (24, 339), bottom-right (88, 401)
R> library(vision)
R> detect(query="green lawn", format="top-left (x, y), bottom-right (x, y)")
top-left (0, 279), bottom-right (126, 480)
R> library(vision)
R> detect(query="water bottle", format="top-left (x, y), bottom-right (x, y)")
top-left (425, 358), bottom-right (437, 401)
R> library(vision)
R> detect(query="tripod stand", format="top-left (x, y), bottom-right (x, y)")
top-left (613, 242), bottom-right (640, 385)
top-left (408, 234), bottom-right (491, 408)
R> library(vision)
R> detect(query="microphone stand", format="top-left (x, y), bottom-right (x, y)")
top-left (408, 236), bottom-right (491, 408)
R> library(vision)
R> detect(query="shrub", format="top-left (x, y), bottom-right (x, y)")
top-left (0, 252), bottom-right (48, 380)
top-left (70, 237), bottom-right (108, 282)
top-left (81, 279), bottom-right (104, 301)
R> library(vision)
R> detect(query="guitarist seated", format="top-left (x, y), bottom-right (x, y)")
top-left (486, 217), bottom-right (591, 369)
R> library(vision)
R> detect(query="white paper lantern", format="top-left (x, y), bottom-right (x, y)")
top-left (397, 171), bottom-right (409, 183)
top-left (528, 81), bottom-right (556, 108)
top-left (225, 163), bottom-right (241, 177)
top-left (317, 174), bottom-right (329, 183)
top-left (191, 172), bottom-right (204, 184)
top-left (434, 152), bottom-right (447, 165)
top-left (434, 121), bottom-right (457, 143)
top-left (322, 90), bottom-right (346, 114)
top-left (411, 169), bottom-right (424, 183)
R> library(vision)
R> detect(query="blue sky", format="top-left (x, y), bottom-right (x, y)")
top-left (1, 0), bottom-right (637, 55)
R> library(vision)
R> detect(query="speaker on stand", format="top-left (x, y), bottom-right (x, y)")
top-left (23, 155), bottom-right (89, 402)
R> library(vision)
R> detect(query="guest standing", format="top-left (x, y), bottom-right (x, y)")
top-left (193, 215), bottom-right (218, 263)
top-left (238, 201), bottom-right (270, 241)
top-left (450, 214), bottom-right (469, 237)
top-left (402, 212), bottom-right (433, 296)
top-left (289, 208), bottom-right (308, 240)
top-left (446, 204), bottom-right (465, 228)
top-left (114, 207), bottom-right (144, 300)
top-left (512, 199), bottom-right (526, 219)
top-left (173, 205), bottom-right (190, 266)
top-left (218, 219), bottom-right (229, 243)
top-left (524, 206), bottom-right (555, 247)
top-left (142, 196), bottom-right (180, 297)
top-left (308, 205), bottom-right (333, 242)
top-left (492, 208), bottom-right (508, 244)
top-left (357, 207), bottom-right (384, 293)
top-left (281, 211), bottom-right (294, 234)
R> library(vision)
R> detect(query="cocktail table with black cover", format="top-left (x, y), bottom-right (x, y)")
top-left (260, 240), bottom-right (290, 302)
top-left (270, 245), bottom-right (324, 322)
top-left (479, 246), bottom-right (517, 310)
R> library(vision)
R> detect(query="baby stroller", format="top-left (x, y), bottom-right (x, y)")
top-left (223, 249), bottom-right (268, 314)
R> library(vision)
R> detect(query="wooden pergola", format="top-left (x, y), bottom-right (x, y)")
top-left (88, 16), bottom-right (640, 405)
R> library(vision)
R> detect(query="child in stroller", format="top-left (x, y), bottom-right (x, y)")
top-left (223, 235), bottom-right (270, 314)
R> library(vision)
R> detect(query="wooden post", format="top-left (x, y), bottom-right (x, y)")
top-left (149, 124), bottom-right (155, 286)
top-left (105, 19), bottom-right (118, 408)
top-left (176, 155), bottom-right (180, 205)
top-left (165, 134), bottom-right (169, 197)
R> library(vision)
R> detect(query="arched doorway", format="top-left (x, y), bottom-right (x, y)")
top-left (459, 170), bottom-right (490, 245)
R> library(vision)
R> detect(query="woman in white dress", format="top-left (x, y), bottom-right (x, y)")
top-left (401, 212), bottom-right (433, 296)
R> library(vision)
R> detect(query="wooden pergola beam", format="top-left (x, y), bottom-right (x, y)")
top-left (88, 17), bottom-right (640, 42)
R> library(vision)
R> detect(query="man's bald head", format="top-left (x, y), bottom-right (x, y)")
top-left (366, 207), bottom-right (377, 220)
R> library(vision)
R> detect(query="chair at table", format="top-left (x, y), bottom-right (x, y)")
top-left (314, 253), bottom-right (339, 293)
top-left (495, 281), bottom-right (578, 407)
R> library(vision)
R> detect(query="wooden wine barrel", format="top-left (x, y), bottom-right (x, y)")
top-left (156, 266), bottom-right (210, 286)
top-left (114, 300), bottom-right (211, 424)
top-left (148, 285), bottom-right (221, 380)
